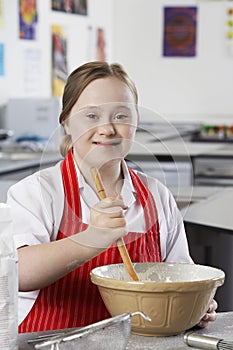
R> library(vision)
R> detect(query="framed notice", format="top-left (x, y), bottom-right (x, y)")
top-left (163, 7), bottom-right (197, 57)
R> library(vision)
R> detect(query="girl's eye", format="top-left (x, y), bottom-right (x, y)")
top-left (113, 114), bottom-right (128, 121)
top-left (86, 113), bottom-right (97, 120)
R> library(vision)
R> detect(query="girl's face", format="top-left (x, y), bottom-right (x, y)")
top-left (64, 77), bottom-right (138, 169)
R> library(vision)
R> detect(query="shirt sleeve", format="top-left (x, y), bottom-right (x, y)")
top-left (136, 171), bottom-right (193, 264)
top-left (6, 166), bottom-right (63, 249)
top-left (164, 204), bottom-right (193, 263)
top-left (158, 183), bottom-right (193, 263)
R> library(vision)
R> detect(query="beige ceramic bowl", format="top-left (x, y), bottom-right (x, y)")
top-left (90, 262), bottom-right (225, 336)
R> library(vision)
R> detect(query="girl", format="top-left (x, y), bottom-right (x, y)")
top-left (7, 61), bottom-right (217, 332)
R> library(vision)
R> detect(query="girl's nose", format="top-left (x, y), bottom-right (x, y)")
top-left (97, 123), bottom-right (116, 136)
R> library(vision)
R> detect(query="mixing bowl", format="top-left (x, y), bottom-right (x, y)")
top-left (90, 262), bottom-right (225, 336)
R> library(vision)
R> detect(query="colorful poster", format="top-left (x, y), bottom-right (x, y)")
top-left (19, 0), bottom-right (38, 40)
top-left (51, 25), bottom-right (68, 97)
top-left (225, 7), bottom-right (233, 56)
top-left (0, 43), bottom-right (4, 76)
top-left (163, 7), bottom-right (197, 57)
top-left (51, 0), bottom-right (87, 15)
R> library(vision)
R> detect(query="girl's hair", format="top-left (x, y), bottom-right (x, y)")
top-left (59, 61), bottom-right (138, 157)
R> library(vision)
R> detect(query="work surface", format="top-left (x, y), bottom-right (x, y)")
top-left (182, 187), bottom-right (233, 232)
top-left (19, 312), bottom-right (233, 349)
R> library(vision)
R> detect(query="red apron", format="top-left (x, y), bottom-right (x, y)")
top-left (19, 150), bottom-right (161, 332)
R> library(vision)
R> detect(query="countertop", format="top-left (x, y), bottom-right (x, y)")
top-left (128, 130), bottom-right (233, 159)
top-left (0, 150), bottom-right (61, 174)
top-left (170, 186), bottom-right (223, 203)
top-left (182, 187), bottom-right (233, 232)
top-left (18, 311), bottom-right (233, 350)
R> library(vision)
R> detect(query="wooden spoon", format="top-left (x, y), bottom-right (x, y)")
top-left (91, 167), bottom-right (139, 281)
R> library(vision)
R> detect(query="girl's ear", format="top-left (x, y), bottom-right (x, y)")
top-left (63, 121), bottom-right (71, 135)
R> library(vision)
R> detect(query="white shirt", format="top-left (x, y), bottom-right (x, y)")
top-left (7, 159), bottom-right (192, 325)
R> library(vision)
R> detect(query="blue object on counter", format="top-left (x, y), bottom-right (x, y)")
top-left (15, 135), bottom-right (49, 151)
top-left (16, 135), bottom-right (48, 142)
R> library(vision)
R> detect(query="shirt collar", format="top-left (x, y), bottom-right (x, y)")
top-left (73, 157), bottom-right (137, 208)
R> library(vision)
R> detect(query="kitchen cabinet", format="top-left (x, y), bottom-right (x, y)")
top-left (185, 223), bottom-right (233, 312)
top-left (183, 188), bottom-right (233, 312)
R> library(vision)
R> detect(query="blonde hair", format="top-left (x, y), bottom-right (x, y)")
top-left (59, 61), bottom-right (138, 157)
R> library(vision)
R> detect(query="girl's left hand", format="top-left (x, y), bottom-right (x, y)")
top-left (197, 299), bottom-right (218, 328)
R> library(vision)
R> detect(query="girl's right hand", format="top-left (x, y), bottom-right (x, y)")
top-left (72, 197), bottom-right (128, 249)
top-left (18, 197), bottom-right (128, 291)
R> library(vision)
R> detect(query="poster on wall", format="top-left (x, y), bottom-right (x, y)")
top-left (0, 43), bottom-right (4, 76)
top-left (226, 6), bottom-right (233, 56)
top-left (87, 26), bottom-right (108, 62)
top-left (23, 48), bottom-right (42, 95)
top-left (163, 6), bottom-right (197, 57)
top-left (96, 28), bottom-right (107, 61)
top-left (51, 0), bottom-right (87, 15)
top-left (51, 25), bottom-right (68, 97)
top-left (19, 0), bottom-right (38, 40)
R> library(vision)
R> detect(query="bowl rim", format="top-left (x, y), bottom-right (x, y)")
top-left (90, 262), bottom-right (225, 292)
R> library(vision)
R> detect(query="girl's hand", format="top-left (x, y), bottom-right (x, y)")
top-left (72, 197), bottom-right (128, 249)
top-left (196, 299), bottom-right (218, 328)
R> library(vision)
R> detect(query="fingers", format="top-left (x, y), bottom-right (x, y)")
top-left (91, 197), bottom-right (128, 226)
top-left (196, 299), bottom-right (218, 329)
top-left (77, 196), bottom-right (128, 249)
top-left (198, 312), bottom-right (217, 328)
top-left (97, 197), bottom-right (128, 210)
top-left (207, 299), bottom-right (218, 313)
top-left (97, 205), bottom-right (125, 219)
top-left (93, 211), bottom-right (126, 229)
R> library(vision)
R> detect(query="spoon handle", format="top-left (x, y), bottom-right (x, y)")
top-left (91, 167), bottom-right (139, 281)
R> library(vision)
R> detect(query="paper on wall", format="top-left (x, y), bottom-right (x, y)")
top-left (0, 203), bottom-right (18, 350)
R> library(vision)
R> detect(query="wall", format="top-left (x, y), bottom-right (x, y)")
top-left (112, 0), bottom-right (233, 123)
top-left (0, 0), bottom-right (113, 103)
top-left (0, 0), bottom-right (233, 124)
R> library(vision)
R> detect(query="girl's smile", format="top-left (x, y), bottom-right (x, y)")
top-left (92, 140), bottom-right (121, 146)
